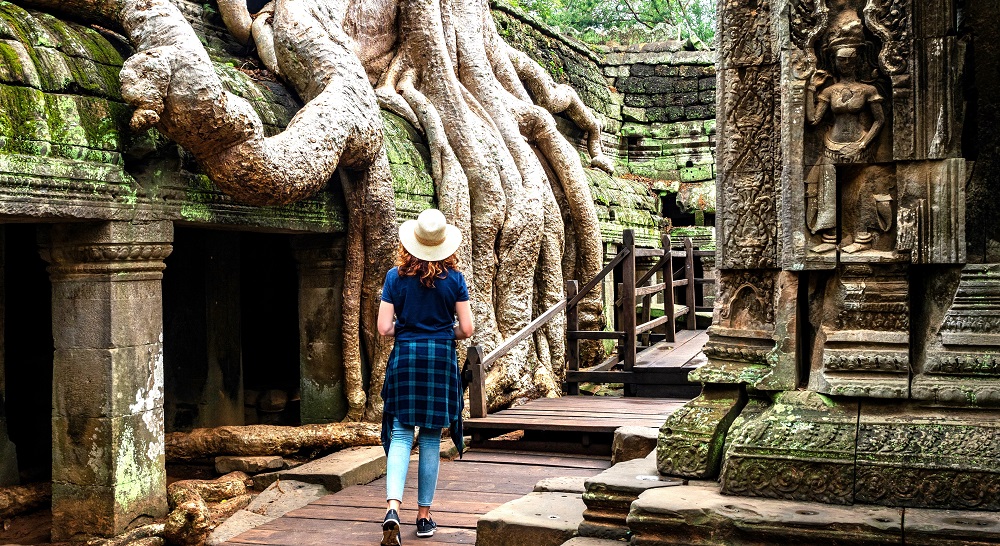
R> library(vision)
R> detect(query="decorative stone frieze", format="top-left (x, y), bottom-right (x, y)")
top-left (720, 391), bottom-right (859, 505)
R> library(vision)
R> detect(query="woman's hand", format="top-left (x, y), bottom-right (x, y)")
top-left (454, 300), bottom-right (474, 340)
top-left (377, 300), bottom-right (396, 337)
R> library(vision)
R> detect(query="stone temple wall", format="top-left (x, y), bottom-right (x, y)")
top-left (491, 2), bottom-right (717, 226)
top-left (654, 0), bottom-right (1000, 523)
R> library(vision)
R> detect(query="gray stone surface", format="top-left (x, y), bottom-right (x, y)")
top-left (611, 426), bottom-right (659, 464)
top-left (628, 486), bottom-right (902, 545)
top-left (904, 507), bottom-right (1000, 545)
top-left (581, 453), bottom-right (683, 540)
top-left (259, 446), bottom-right (385, 492)
top-left (215, 456), bottom-right (284, 475)
top-left (208, 480), bottom-right (328, 545)
top-left (561, 538), bottom-right (627, 546)
top-left (477, 491), bottom-right (585, 546)
top-left (534, 476), bottom-right (588, 494)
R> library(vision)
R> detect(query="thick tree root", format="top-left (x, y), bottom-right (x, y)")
top-left (0, 482), bottom-right (50, 520)
top-left (165, 423), bottom-right (381, 461)
top-left (164, 472), bottom-right (253, 546)
top-left (85, 524), bottom-right (166, 546)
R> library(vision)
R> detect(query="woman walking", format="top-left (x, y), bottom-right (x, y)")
top-left (377, 208), bottom-right (474, 545)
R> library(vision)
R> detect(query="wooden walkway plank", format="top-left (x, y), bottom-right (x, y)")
top-left (222, 447), bottom-right (612, 546)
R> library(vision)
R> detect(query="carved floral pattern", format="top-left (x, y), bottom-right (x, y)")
top-left (722, 458), bottom-right (855, 504)
top-left (823, 351), bottom-right (908, 372)
top-left (862, 0), bottom-right (911, 75)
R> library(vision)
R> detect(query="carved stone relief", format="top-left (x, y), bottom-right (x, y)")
top-left (856, 403), bottom-right (1000, 509)
top-left (721, 391), bottom-right (859, 505)
top-left (810, 262), bottom-right (910, 398)
top-left (914, 264), bottom-right (1000, 406)
top-left (693, 270), bottom-right (800, 390)
top-left (717, 65), bottom-right (780, 270)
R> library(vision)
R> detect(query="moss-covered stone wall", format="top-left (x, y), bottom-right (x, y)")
top-left (492, 1), bottom-right (717, 221)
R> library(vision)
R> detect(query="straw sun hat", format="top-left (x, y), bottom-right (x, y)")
top-left (399, 208), bottom-right (462, 262)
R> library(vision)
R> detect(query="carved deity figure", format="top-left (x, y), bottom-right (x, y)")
top-left (805, 12), bottom-right (887, 254)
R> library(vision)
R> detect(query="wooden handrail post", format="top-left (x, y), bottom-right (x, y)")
top-left (467, 346), bottom-right (487, 418)
top-left (565, 280), bottom-right (580, 396)
top-left (622, 230), bottom-right (637, 372)
top-left (660, 233), bottom-right (676, 342)
top-left (684, 237), bottom-right (697, 330)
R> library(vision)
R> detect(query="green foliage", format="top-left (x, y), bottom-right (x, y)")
top-left (505, 0), bottom-right (715, 46)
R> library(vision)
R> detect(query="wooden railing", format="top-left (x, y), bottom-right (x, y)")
top-left (462, 229), bottom-right (714, 416)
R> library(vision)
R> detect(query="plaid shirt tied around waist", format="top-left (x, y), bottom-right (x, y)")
top-left (381, 338), bottom-right (464, 455)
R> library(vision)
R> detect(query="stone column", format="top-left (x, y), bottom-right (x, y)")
top-left (42, 221), bottom-right (172, 540)
top-left (0, 226), bottom-right (17, 487)
top-left (293, 234), bottom-right (347, 423)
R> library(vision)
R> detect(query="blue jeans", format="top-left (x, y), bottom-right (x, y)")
top-left (385, 418), bottom-right (441, 507)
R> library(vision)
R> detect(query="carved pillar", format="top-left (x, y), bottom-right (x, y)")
top-left (42, 221), bottom-right (172, 540)
top-left (0, 226), bottom-right (16, 487)
top-left (293, 234), bottom-right (348, 423)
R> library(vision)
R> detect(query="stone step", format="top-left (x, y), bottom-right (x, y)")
top-left (253, 445), bottom-right (386, 491)
top-left (477, 491), bottom-right (586, 546)
top-left (628, 485), bottom-right (903, 545)
top-left (580, 452), bottom-right (684, 540)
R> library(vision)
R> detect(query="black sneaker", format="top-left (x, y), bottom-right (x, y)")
top-left (416, 516), bottom-right (437, 538)
top-left (382, 509), bottom-right (402, 545)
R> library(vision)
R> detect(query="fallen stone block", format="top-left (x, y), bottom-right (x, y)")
top-left (215, 455), bottom-right (284, 475)
top-left (535, 476), bottom-right (588, 494)
top-left (255, 445), bottom-right (385, 492)
top-left (208, 480), bottom-right (328, 545)
top-left (580, 453), bottom-right (683, 540)
top-left (905, 507), bottom-right (1000, 545)
top-left (477, 491), bottom-right (585, 546)
top-left (628, 485), bottom-right (902, 545)
top-left (612, 426), bottom-right (659, 464)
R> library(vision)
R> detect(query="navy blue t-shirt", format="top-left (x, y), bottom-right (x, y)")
top-left (381, 267), bottom-right (470, 340)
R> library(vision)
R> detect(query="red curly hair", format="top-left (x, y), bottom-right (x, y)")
top-left (396, 243), bottom-right (461, 288)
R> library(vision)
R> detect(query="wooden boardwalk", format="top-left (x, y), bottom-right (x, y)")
top-left (463, 395), bottom-right (688, 444)
top-left (222, 449), bottom-right (611, 545)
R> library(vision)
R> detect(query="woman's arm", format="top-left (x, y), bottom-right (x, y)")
top-left (454, 300), bottom-right (474, 340)
top-left (377, 300), bottom-right (396, 337)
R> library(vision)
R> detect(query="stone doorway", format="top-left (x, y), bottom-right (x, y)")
top-left (3, 224), bottom-right (54, 484)
top-left (162, 228), bottom-right (300, 433)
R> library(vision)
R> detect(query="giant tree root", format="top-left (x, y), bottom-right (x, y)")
top-left (164, 472), bottom-right (253, 546)
top-left (0, 482), bottom-right (50, 520)
top-left (165, 422), bottom-right (381, 461)
top-left (86, 524), bottom-right (166, 546)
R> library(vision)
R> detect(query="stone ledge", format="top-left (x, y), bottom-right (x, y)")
top-left (252, 445), bottom-right (385, 492)
top-left (477, 491), bottom-right (585, 546)
top-left (628, 485), bottom-right (902, 545)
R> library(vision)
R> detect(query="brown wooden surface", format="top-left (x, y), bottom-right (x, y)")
top-left (464, 395), bottom-right (687, 435)
top-left (222, 449), bottom-right (610, 546)
top-left (635, 331), bottom-right (709, 369)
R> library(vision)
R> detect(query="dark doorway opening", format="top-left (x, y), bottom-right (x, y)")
top-left (163, 228), bottom-right (300, 432)
top-left (4, 224), bottom-right (54, 482)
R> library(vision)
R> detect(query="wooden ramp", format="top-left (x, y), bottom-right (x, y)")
top-left (463, 396), bottom-right (687, 444)
top-left (221, 449), bottom-right (611, 545)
